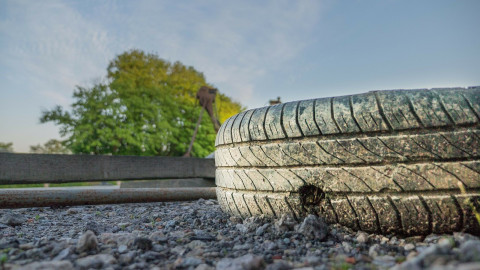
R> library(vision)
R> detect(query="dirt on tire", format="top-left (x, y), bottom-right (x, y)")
top-left (214, 87), bottom-right (480, 236)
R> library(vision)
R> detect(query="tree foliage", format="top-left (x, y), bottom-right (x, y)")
top-left (0, 142), bottom-right (13, 153)
top-left (41, 49), bottom-right (244, 157)
top-left (30, 139), bottom-right (71, 154)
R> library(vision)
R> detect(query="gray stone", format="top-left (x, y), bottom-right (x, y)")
top-left (304, 256), bottom-right (322, 265)
top-left (216, 254), bottom-right (265, 270)
top-left (274, 215), bottom-right (296, 233)
top-left (406, 251), bottom-right (418, 261)
top-left (296, 215), bottom-right (328, 241)
top-left (193, 218), bottom-right (202, 226)
top-left (165, 220), bottom-right (177, 228)
top-left (99, 233), bottom-right (135, 246)
top-left (117, 222), bottom-right (130, 228)
top-left (84, 221), bottom-right (106, 235)
top-left (356, 232), bottom-right (369, 244)
top-left (256, 224), bottom-right (269, 236)
top-left (390, 260), bottom-right (422, 270)
top-left (19, 243), bottom-right (34, 250)
top-left (169, 230), bottom-right (186, 238)
top-left (454, 233), bottom-right (479, 245)
top-left (229, 216), bottom-right (243, 224)
top-left (180, 257), bottom-right (203, 268)
top-left (0, 213), bottom-right (26, 227)
top-left (369, 244), bottom-right (381, 258)
top-left (459, 240), bottom-right (480, 261)
top-left (192, 231), bottom-right (216, 242)
top-left (438, 237), bottom-right (455, 252)
top-left (404, 243), bottom-right (415, 251)
top-left (187, 240), bottom-right (207, 249)
top-left (380, 236), bottom-right (389, 244)
top-left (457, 262), bottom-right (480, 270)
top-left (171, 246), bottom-right (186, 256)
top-left (153, 244), bottom-right (166, 252)
top-left (195, 264), bottom-right (214, 270)
top-left (342, 242), bottom-right (352, 253)
top-left (265, 261), bottom-right (292, 270)
top-left (149, 231), bottom-right (165, 242)
top-left (17, 260), bottom-right (74, 270)
top-left (408, 245), bottom-right (442, 265)
top-left (242, 216), bottom-right (264, 232)
top-left (75, 254), bottom-right (117, 269)
top-left (118, 244), bottom-right (128, 253)
top-left (372, 255), bottom-right (396, 268)
top-left (142, 250), bottom-right (163, 261)
top-left (118, 251), bottom-right (136, 265)
top-left (52, 248), bottom-right (71, 261)
top-left (66, 208), bottom-right (82, 215)
top-left (233, 243), bottom-right (251, 250)
top-left (76, 230), bottom-right (98, 253)
top-left (0, 238), bottom-right (19, 249)
top-left (236, 223), bottom-right (248, 233)
top-left (132, 237), bottom-right (152, 250)
top-left (263, 240), bottom-right (277, 251)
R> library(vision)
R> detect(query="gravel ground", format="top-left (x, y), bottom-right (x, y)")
top-left (0, 199), bottom-right (479, 270)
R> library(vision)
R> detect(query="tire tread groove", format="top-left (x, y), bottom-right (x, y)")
top-left (216, 87), bottom-right (480, 236)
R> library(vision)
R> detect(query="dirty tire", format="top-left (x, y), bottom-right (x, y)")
top-left (215, 87), bottom-right (480, 236)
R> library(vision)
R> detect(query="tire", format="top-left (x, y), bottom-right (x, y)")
top-left (215, 87), bottom-right (480, 236)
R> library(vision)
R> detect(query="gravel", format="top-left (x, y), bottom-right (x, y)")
top-left (0, 199), bottom-right (479, 269)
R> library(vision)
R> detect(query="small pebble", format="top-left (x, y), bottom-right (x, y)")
top-left (0, 213), bottom-right (26, 227)
top-left (404, 243), bottom-right (415, 251)
top-left (0, 200), bottom-right (478, 269)
top-left (356, 232), bottom-right (369, 244)
top-left (76, 230), bottom-right (98, 252)
top-left (133, 237), bottom-right (152, 250)
top-left (118, 245), bottom-right (128, 253)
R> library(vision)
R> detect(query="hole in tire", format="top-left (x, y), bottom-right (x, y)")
top-left (299, 185), bottom-right (325, 206)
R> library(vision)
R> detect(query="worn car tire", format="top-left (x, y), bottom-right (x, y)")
top-left (215, 87), bottom-right (480, 236)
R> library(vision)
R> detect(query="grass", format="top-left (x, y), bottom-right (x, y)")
top-left (0, 253), bottom-right (7, 265)
top-left (0, 249), bottom-right (9, 265)
top-left (332, 262), bottom-right (353, 270)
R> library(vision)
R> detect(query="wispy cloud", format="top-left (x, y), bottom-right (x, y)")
top-left (121, 0), bottom-right (323, 107)
top-left (0, 0), bottom-right (322, 109)
top-left (0, 0), bottom-right (112, 106)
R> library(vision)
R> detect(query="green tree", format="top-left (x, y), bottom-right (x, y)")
top-left (41, 83), bottom-right (127, 154)
top-left (0, 142), bottom-right (13, 152)
top-left (30, 139), bottom-right (71, 154)
top-left (41, 49), bottom-right (244, 157)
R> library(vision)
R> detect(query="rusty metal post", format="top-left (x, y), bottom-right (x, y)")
top-left (184, 108), bottom-right (204, 157)
top-left (197, 86), bottom-right (221, 132)
top-left (0, 187), bottom-right (217, 208)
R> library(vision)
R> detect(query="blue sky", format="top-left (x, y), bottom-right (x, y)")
top-left (1, 0), bottom-right (479, 152)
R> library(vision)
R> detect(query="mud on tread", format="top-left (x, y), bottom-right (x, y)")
top-left (215, 87), bottom-right (480, 236)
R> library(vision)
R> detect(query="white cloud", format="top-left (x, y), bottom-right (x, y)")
top-left (107, 0), bottom-right (323, 107)
top-left (0, 0), bottom-right (322, 108)
top-left (0, 0), bottom-right (112, 106)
